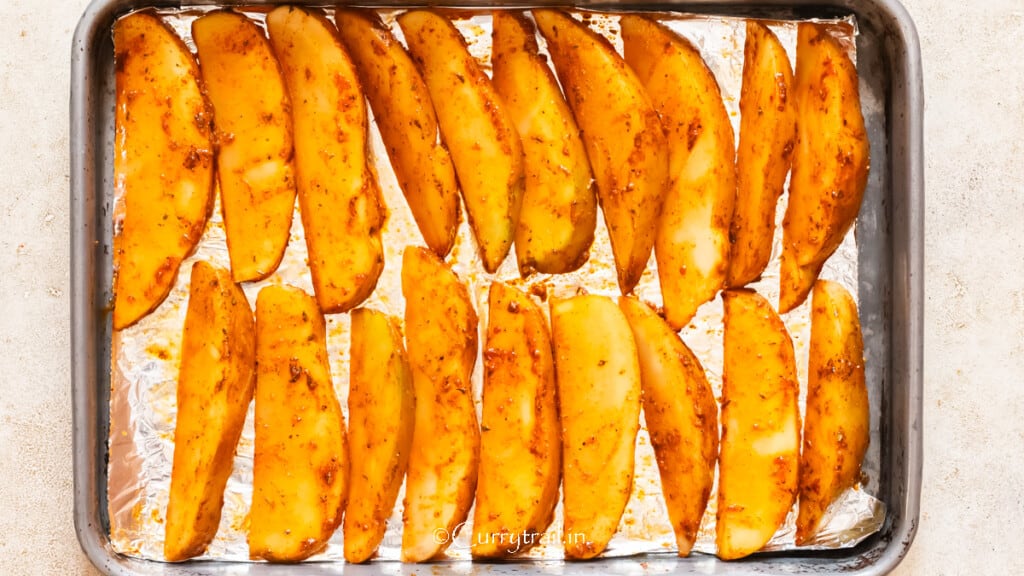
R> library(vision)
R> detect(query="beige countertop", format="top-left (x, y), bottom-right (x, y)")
top-left (1, 0), bottom-right (1020, 573)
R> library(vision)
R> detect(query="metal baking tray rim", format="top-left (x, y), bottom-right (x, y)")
top-left (70, 0), bottom-right (924, 573)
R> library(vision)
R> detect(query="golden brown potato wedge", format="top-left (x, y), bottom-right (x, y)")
top-left (780, 251), bottom-right (824, 315)
top-left (796, 280), bottom-right (869, 544)
top-left (164, 262), bottom-right (255, 562)
top-left (193, 11), bottom-right (296, 283)
top-left (718, 289), bottom-right (800, 560)
top-left (335, 10), bottom-right (460, 257)
top-left (534, 10), bottom-right (668, 293)
top-left (267, 6), bottom-right (384, 313)
top-left (472, 282), bottom-right (560, 558)
top-left (728, 21), bottom-right (797, 287)
top-left (399, 10), bottom-right (524, 272)
top-left (619, 296), bottom-right (717, 557)
top-left (344, 308), bottom-right (415, 563)
top-left (779, 23), bottom-right (870, 313)
top-left (492, 11), bottom-right (597, 276)
top-left (401, 247), bottom-right (481, 562)
top-left (550, 294), bottom-right (641, 559)
top-left (621, 15), bottom-right (736, 329)
top-left (112, 12), bottom-right (214, 330)
top-left (249, 285), bottom-right (348, 562)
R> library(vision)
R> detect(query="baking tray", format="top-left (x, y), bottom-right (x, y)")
top-left (70, 0), bottom-right (923, 574)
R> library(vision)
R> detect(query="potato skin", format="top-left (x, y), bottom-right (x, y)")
top-left (472, 282), bottom-right (560, 558)
top-left (550, 294), bottom-right (641, 559)
top-left (728, 21), bottom-right (797, 288)
top-left (401, 247), bottom-right (481, 562)
top-left (619, 296), bottom-right (718, 556)
top-left (335, 10), bottom-right (460, 258)
top-left (192, 11), bottom-right (296, 283)
top-left (399, 10), bottom-right (525, 273)
top-left (796, 280), bottom-right (869, 544)
top-left (344, 308), bottom-right (415, 563)
top-left (621, 15), bottom-right (737, 329)
top-left (266, 6), bottom-right (384, 313)
top-left (492, 11), bottom-right (597, 276)
top-left (164, 262), bottom-right (255, 562)
top-left (112, 12), bottom-right (214, 330)
top-left (780, 23), bottom-right (870, 312)
top-left (249, 285), bottom-right (348, 562)
top-left (534, 10), bottom-right (668, 294)
top-left (718, 289), bottom-right (801, 560)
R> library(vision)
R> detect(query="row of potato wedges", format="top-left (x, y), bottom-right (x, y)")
top-left (165, 247), bottom-right (869, 563)
top-left (111, 6), bottom-right (869, 331)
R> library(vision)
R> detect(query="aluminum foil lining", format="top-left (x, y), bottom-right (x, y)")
top-left (107, 7), bottom-right (883, 563)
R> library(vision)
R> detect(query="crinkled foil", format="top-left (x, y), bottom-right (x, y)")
top-left (107, 7), bottom-right (884, 563)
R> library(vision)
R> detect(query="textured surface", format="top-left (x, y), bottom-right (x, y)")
top-left (0, 0), bottom-right (1021, 574)
top-left (104, 9), bottom-right (875, 562)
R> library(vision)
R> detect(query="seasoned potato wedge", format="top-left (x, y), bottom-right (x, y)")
top-left (164, 262), bottom-right (255, 562)
top-left (780, 251), bottom-right (824, 314)
top-left (492, 11), bottom-right (597, 276)
top-left (779, 23), bottom-right (870, 312)
top-left (728, 21), bottom-right (797, 287)
top-left (619, 296), bottom-right (717, 556)
top-left (267, 6), bottom-right (384, 313)
top-left (112, 12), bottom-right (214, 330)
top-left (718, 289), bottom-right (800, 560)
top-left (401, 247), bottom-right (481, 562)
top-left (344, 308), bottom-right (415, 563)
top-left (399, 10), bottom-right (524, 272)
top-left (621, 15), bottom-right (737, 329)
top-left (335, 10), bottom-right (460, 257)
top-left (249, 285), bottom-right (348, 562)
top-left (472, 282), bottom-right (560, 558)
top-left (550, 294), bottom-right (641, 559)
top-left (796, 280), bottom-right (869, 544)
top-left (193, 11), bottom-right (296, 283)
top-left (534, 10), bottom-right (668, 293)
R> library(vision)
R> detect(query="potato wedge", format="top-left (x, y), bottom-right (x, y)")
top-left (472, 282), bottom-right (560, 558)
top-left (621, 15), bottom-right (736, 329)
top-left (399, 10), bottom-right (524, 272)
top-left (492, 11), bottom-right (597, 276)
top-left (267, 6), bottom-right (384, 313)
top-left (780, 250), bottom-right (824, 314)
top-left (249, 285), bottom-right (347, 562)
top-left (550, 294), bottom-right (641, 559)
top-left (619, 296), bottom-right (717, 557)
top-left (164, 262), bottom-right (255, 562)
top-left (534, 10), bottom-right (668, 293)
top-left (718, 289), bottom-right (800, 560)
top-left (779, 23), bottom-right (870, 313)
top-left (401, 247), bottom-right (481, 562)
top-left (344, 308), bottom-right (415, 563)
top-left (796, 280), bottom-right (869, 544)
top-left (335, 10), bottom-right (460, 257)
top-left (727, 21), bottom-right (797, 287)
top-left (193, 11), bottom-right (296, 283)
top-left (112, 12), bottom-right (214, 330)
